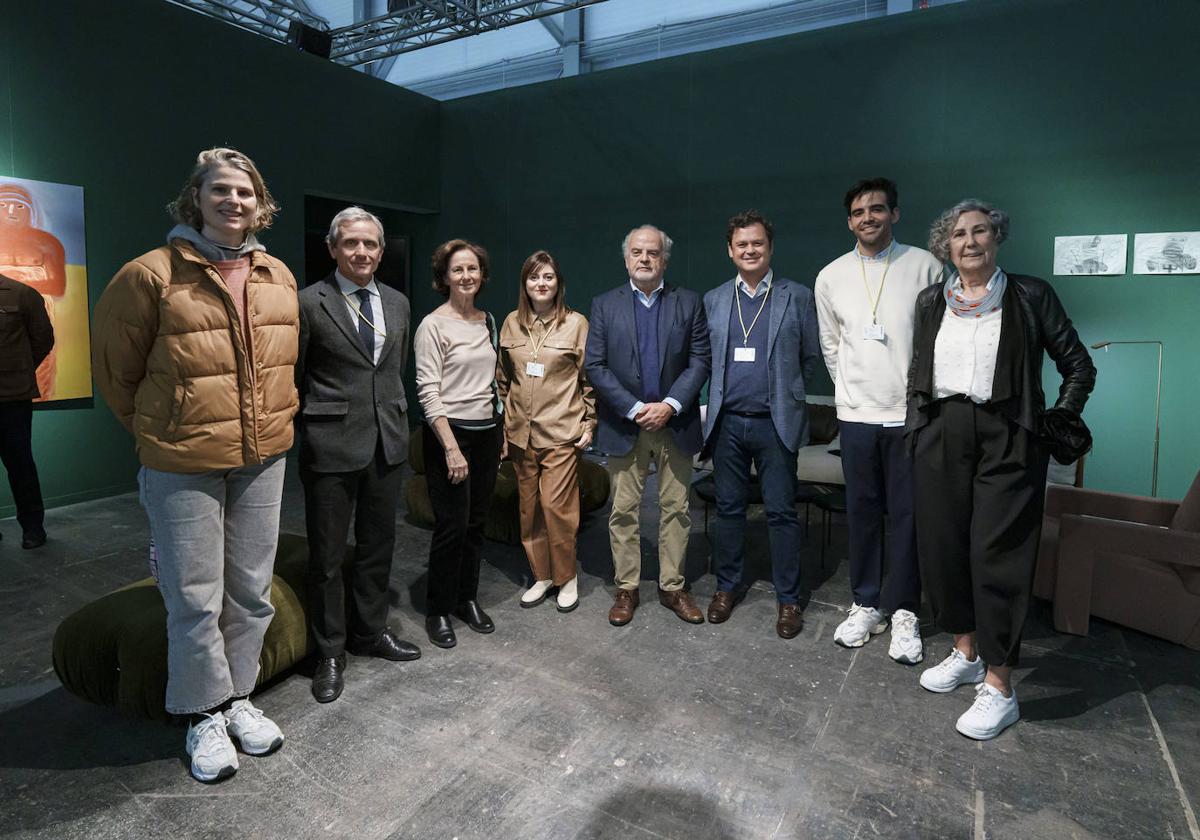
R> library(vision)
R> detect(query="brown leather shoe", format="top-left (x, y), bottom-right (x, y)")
top-left (707, 591), bottom-right (737, 624)
top-left (776, 603), bottom-right (804, 639)
top-left (659, 589), bottom-right (704, 624)
top-left (608, 588), bottom-right (640, 626)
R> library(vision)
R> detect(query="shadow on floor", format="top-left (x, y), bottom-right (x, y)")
top-left (581, 784), bottom-right (740, 840)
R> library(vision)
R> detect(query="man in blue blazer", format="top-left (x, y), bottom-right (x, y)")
top-left (296, 207), bottom-right (421, 704)
top-left (702, 210), bottom-right (821, 638)
top-left (585, 225), bottom-right (711, 627)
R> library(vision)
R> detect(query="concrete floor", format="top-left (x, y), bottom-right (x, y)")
top-left (0, 461), bottom-right (1197, 840)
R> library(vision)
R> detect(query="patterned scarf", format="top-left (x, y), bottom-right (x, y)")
top-left (945, 269), bottom-right (1006, 318)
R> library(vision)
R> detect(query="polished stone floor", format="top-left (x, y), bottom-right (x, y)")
top-left (0, 462), bottom-right (1197, 839)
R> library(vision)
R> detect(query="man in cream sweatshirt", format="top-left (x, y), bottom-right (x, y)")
top-left (814, 178), bottom-right (943, 664)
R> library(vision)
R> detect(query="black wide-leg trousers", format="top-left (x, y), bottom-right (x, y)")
top-left (913, 397), bottom-right (1049, 667)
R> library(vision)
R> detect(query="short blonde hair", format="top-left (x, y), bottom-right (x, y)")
top-left (167, 147), bottom-right (280, 233)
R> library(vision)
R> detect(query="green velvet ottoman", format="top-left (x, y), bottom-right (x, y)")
top-left (52, 532), bottom-right (313, 722)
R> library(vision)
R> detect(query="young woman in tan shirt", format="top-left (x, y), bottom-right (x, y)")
top-left (496, 250), bottom-right (596, 613)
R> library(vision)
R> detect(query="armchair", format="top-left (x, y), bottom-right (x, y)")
top-left (1035, 472), bottom-right (1200, 649)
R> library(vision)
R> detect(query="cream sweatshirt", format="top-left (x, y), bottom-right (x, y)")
top-left (414, 312), bottom-right (497, 422)
top-left (814, 242), bottom-right (943, 423)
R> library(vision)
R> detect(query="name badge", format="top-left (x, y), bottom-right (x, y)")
top-left (733, 347), bottom-right (756, 362)
top-left (526, 362), bottom-right (545, 377)
top-left (862, 323), bottom-right (886, 341)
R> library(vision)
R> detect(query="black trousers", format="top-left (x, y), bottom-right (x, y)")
top-left (913, 397), bottom-right (1048, 667)
top-left (423, 423), bottom-right (502, 616)
top-left (839, 420), bottom-right (919, 613)
top-left (0, 400), bottom-right (44, 531)
top-left (302, 441), bottom-right (403, 658)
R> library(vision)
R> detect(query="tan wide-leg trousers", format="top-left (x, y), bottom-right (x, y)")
top-left (511, 443), bottom-right (581, 586)
top-left (606, 428), bottom-right (692, 592)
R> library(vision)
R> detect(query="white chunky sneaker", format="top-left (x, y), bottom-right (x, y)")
top-left (919, 648), bottom-right (986, 693)
top-left (833, 603), bottom-right (887, 648)
top-left (556, 577), bottom-right (579, 613)
top-left (521, 579), bottom-right (553, 607)
top-left (956, 682), bottom-right (1020, 740)
top-left (226, 699), bottom-right (284, 756)
top-left (888, 609), bottom-right (924, 664)
top-left (185, 712), bottom-right (238, 783)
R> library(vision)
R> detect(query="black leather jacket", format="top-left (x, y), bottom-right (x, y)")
top-left (905, 273), bottom-right (1096, 437)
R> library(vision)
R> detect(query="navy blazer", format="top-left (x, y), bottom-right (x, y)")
top-left (584, 281), bottom-right (711, 457)
top-left (702, 276), bottom-right (822, 454)
top-left (296, 274), bottom-right (411, 473)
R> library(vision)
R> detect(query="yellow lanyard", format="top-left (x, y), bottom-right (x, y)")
top-left (735, 280), bottom-right (771, 346)
top-left (857, 246), bottom-right (892, 324)
top-left (342, 292), bottom-right (386, 338)
top-left (528, 317), bottom-right (555, 359)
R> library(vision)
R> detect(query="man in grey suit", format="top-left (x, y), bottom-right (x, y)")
top-left (585, 224), bottom-right (711, 627)
top-left (297, 207), bottom-right (420, 704)
top-left (702, 210), bottom-right (821, 638)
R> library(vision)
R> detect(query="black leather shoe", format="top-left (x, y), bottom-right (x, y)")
top-left (348, 629), bottom-right (421, 662)
top-left (425, 615), bottom-right (457, 649)
top-left (21, 528), bottom-right (46, 549)
top-left (453, 600), bottom-right (495, 634)
top-left (311, 654), bottom-right (345, 703)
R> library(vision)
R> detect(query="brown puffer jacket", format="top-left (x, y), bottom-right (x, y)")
top-left (92, 241), bottom-right (299, 473)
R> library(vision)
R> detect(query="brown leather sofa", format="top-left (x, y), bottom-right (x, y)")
top-left (1035, 471), bottom-right (1200, 648)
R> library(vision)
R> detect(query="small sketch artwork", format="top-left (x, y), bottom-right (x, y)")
top-left (1133, 232), bottom-right (1200, 275)
top-left (1053, 234), bottom-right (1127, 275)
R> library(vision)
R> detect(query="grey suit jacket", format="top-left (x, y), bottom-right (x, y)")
top-left (296, 274), bottom-right (411, 472)
top-left (702, 275), bottom-right (821, 454)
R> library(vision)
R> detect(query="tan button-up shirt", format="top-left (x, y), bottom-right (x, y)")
top-left (497, 309), bottom-right (597, 449)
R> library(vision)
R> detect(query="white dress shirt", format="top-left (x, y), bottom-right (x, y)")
top-left (336, 271), bottom-right (386, 365)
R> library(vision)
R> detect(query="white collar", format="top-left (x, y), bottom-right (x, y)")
top-left (335, 270), bottom-right (379, 297)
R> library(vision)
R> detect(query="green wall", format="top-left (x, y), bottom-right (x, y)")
top-left (434, 0), bottom-right (1200, 500)
top-left (0, 0), bottom-right (440, 516)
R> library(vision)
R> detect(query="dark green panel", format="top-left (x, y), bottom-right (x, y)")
top-left (0, 0), bottom-right (440, 516)
top-left (437, 0), bottom-right (1200, 499)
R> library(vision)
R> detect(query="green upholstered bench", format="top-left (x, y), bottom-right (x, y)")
top-left (404, 424), bottom-right (611, 545)
top-left (52, 532), bottom-right (314, 722)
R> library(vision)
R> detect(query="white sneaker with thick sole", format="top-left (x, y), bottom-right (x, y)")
top-left (556, 577), bottom-right (579, 613)
top-left (185, 712), bottom-right (238, 783)
top-left (919, 649), bottom-right (986, 693)
top-left (956, 682), bottom-right (1019, 740)
top-left (226, 699), bottom-right (284, 756)
top-left (521, 579), bottom-right (553, 607)
top-left (833, 603), bottom-right (887, 648)
top-left (888, 609), bottom-right (924, 664)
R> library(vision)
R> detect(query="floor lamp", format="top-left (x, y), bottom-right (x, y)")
top-left (1090, 339), bottom-right (1163, 497)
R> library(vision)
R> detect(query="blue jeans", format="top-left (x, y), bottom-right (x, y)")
top-left (711, 413), bottom-right (803, 604)
top-left (139, 456), bottom-right (286, 715)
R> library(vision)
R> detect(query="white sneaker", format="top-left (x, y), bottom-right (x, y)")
top-left (956, 682), bottom-right (1020, 740)
top-left (226, 699), bottom-right (284, 756)
top-left (556, 577), bottom-right (579, 613)
top-left (185, 712), bottom-right (238, 783)
top-left (833, 604), bottom-right (887, 648)
top-left (521, 579), bottom-right (553, 607)
top-left (888, 609), bottom-right (924, 664)
top-left (919, 649), bottom-right (986, 693)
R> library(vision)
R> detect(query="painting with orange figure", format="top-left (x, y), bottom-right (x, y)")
top-left (0, 176), bottom-right (92, 402)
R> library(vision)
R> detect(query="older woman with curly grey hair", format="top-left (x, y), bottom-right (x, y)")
top-left (904, 198), bottom-right (1095, 740)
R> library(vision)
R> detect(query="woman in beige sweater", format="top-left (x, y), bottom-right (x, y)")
top-left (496, 250), bottom-right (596, 613)
top-left (413, 239), bottom-right (503, 649)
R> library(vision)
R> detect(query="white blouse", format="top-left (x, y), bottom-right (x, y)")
top-left (933, 303), bottom-right (1003, 403)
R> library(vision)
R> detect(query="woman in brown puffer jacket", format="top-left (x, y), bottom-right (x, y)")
top-left (92, 148), bottom-right (299, 784)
